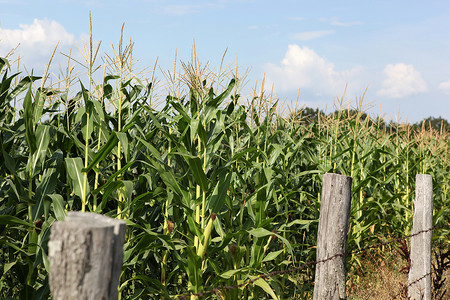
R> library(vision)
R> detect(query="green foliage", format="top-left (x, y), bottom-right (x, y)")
top-left (0, 49), bottom-right (448, 300)
top-left (413, 116), bottom-right (450, 132)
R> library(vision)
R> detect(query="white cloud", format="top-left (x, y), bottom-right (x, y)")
top-left (264, 44), bottom-right (364, 96)
top-left (0, 19), bottom-right (76, 68)
top-left (290, 30), bottom-right (335, 41)
top-left (377, 63), bottom-right (427, 98)
top-left (438, 79), bottom-right (450, 95)
top-left (0, 19), bottom-right (75, 54)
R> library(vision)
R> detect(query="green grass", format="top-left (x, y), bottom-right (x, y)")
top-left (0, 27), bottom-right (448, 299)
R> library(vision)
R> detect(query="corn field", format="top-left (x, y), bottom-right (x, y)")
top-left (0, 33), bottom-right (449, 299)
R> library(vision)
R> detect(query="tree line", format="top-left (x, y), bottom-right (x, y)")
top-left (294, 107), bottom-right (450, 133)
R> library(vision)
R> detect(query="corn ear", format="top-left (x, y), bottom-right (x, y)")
top-left (197, 213), bottom-right (216, 259)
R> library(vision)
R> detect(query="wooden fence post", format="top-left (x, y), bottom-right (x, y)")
top-left (408, 174), bottom-right (433, 300)
top-left (313, 173), bottom-right (352, 300)
top-left (48, 212), bottom-right (126, 300)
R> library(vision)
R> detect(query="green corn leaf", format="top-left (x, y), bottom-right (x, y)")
top-left (0, 57), bottom-right (10, 71)
top-left (91, 98), bottom-right (105, 123)
top-left (80, 111), bottom-right (94, 143)
top-left (207, 171), bottom-right (232, 213)
top-left (64, 128), bottom-right (96, 162)
top-left (279, 219), bottom-right (317, 231)
top-left (34, 272), bottom-right (51, 300)
top-left (96, 181), bottom-right (124, 212)
top-left (185, 156), bottom-right (209, 192)
top-left (268, 144), bottom-right (283, 166)
top-left (145, 159), bottom-right (184, 197)
top-left (121, 180), bottom-right (134, 204)
top-left (0, 72), bottom-right (19, 104)
top-left (33, 149), bottom-right (63, 221)
top-left (3, 74), bottom-right (39, 106)
top-left (46, 194), bottom-right (66, 221)
top-left (3, 261), bottom-right (16, 275)
top-left (82, 132), bottom-right (119, 173)
top-left (29, 125), bottom-right (52, 177)
top-left (248, 227), bottom-right (293, 254)
top-left (103, 83), bottom-right (114, 100)
top-left (116, 131), bottom-right (129, 162)
top-left (33, 88), bottom-right (47, 125)
top-left (121, 104), bottom-right (143, 132)
top-left (4, 178), bottom-right (25, 203)
top-left (65, 157), bottom-right (88, 201)
top-left (250, 276), bottom-right (279, 300)
top-left (185, 245), bottom-right (202, 293)
top-left (79, 81), bottom-right (94, 113)
top-left (219, 268), bottom-right (244, 279)
top-left (262, 249), bottom-right (284, 262)
top-left (95, 180), bottom-right (134, 213)
top-left (24, 85), bottom-right (36, 154)
top-left (207, 78), bottom-right (236, 108)
top-left (104, 74), bottom-right (120, 82)
top-left (189, 89), bottom-right (200, 117)
top-left (92, 160), bottom-right (134, 195)
top-left (0, 215), bottom-right (34, 228)
top-left (1, 142), bottom-right (15, 175)
top-left (197, 121), bottom-right (207, 146)
top-left (246, 194), bottom-right (256, 222)
top-left (136, 137), bottom-right (162, 162)
top-left (186, 214), bottom-right (203, 240)
top-left (5, 74), bottom-right (41, 103)
top-left (170, 100), bottom-right (191, 123)
top-left (231, 147), bottom-right (257, 162)
top-left (190, 118), bottom-right (199, 145)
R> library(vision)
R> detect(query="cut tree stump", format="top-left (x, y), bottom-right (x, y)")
top-left (48, 212), bottom-right (126, 300)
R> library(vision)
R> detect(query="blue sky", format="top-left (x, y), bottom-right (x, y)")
top-left (1, 0), bottom-right (450, 123)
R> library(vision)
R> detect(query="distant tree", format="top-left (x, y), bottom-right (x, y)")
top-left (291, 107), bottom-right (326, 125)
top-left (413, 116), bottom-right (450, 132)
top-left (289, 107), bottom-right (449, 134)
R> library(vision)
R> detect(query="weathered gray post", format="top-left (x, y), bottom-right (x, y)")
top-left (313, 173), bottom-right (352, 300)
top-left (408, 174), bottom-right (433, 300)
top-left (48, 212), bottom-right (126, 300)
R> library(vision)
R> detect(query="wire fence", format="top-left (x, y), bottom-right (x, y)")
top-left (175, 223), bottom-right (450, 300)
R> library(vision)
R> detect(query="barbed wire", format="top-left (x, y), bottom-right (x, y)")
top-left (350, 223), bottom-right (450, 256)
top-left (362, 269), bottom-right (436, 300)
top-left (387, 270), bottom-right (434, 300)
top-left (361, 263), bottom-right (441, 299)
top-left (174, 223), bottom-right (450, 299)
